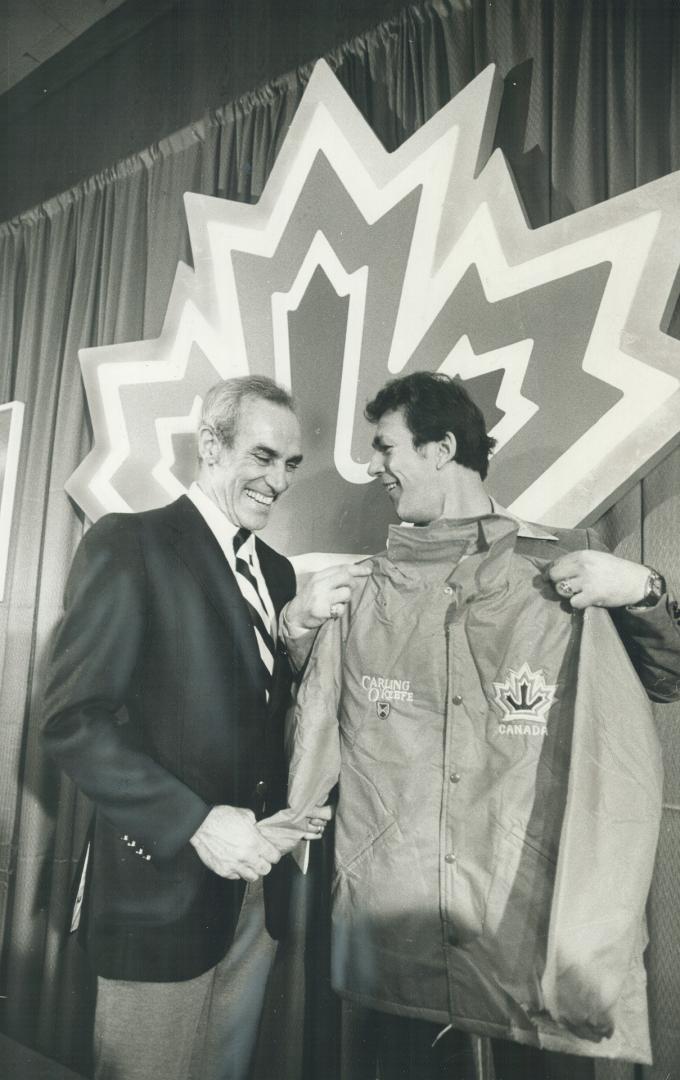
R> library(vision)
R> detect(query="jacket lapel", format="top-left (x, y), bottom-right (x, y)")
top-left (255, 538), bottom-right (289, 618)
top-left (163, 497), bottom-right (264, 693)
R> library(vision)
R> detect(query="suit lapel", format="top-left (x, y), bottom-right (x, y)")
top-left (163, 497), bottom-right (264, 693)
top-left (255, 538), bottom-right (290, 618)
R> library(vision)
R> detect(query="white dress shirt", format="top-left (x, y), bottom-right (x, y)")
top-left (187, 482), bottom-right (276, 637)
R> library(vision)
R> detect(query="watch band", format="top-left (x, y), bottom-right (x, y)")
top-left (630, 567), bottom-right (666, 609)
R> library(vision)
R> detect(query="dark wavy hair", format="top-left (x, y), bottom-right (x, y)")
top-left (365, 371), bottom-right (497, 480)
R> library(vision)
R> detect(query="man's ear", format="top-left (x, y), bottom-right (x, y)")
top-left (198, 424), bottom-right (220, 465)
top-left (436, 431), bottom-right (457, 469)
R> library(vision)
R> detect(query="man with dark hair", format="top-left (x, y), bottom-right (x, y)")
top-left (282, 371), bottom-right (680, 1080)
top-left (42, 375), bottom-right (366, 1080)
top-left (364, 370), bottom-right (497, 480)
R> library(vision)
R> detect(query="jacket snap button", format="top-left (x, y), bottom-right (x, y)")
top-left (451, 694), bottom-right (463, 705)
top-left (445, 852), bottom-right (456, 864)
top-left (444, 586), bottom-right (454, 596)
top-left (449, 772), bottom-right (461, 783)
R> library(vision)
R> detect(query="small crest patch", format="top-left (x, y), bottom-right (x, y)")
top-left (492, 663), bottom-right (557, 733)
top-left (376, 701), bottom-right (391, 720)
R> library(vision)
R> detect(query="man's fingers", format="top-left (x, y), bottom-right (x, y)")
top-left (307, 805), bottom-right (332, 827)
top-left (191, 806), bottom-right (281, 878)
top-left (288, 558), bottom-right (374, 629)
top-left (234, 854), bottom-right (271, 879)
top-left (553, 578), bottom-right (581, 601)
top-left (546, 557), bottom-right (584, 601)
top-left (327, 574), bottom-right (369, 615)
top-left (257, 836), bottom-right (283, 864)
top-left (304, 805), bottom-right (332, 840)
top-left (569, 593), bottom-right (590, 610)
top-left (319, 561), bottom-right (373, 596)
top-left (348, 560), bottom-right (372, 578)
top-left (546, 554), bottom-right (582, 581)
top-left (239, 866), bottom-right (260, 883)
top-left (327, 587), bottom-right (351, 619)
top-left (569, 587), bottom-right (604, 610)
top-left (202, 852), bottom-right (260, 881)
top-left (263, 828), bottom-right (307, 853)
top-left (330, 585), bottom-right (351, 605)
top-left (323, 561), bottom-right (372, 589)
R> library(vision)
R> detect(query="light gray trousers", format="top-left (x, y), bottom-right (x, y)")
top-left (93, 879), bottom-right (277, 1080)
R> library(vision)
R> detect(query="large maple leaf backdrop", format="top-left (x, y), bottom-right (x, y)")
top-left (3, 4), bottom-right (680, 1078)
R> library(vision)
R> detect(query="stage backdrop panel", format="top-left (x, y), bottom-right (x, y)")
top-left (1, 3), bottom-right (680, 1079)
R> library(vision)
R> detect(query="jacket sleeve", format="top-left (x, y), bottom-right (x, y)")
top-left (541, 607), bottom-right (663, 1042)
top-left (278, 613), bottom-right (343, 828)
top-left (279, 600), bottom-right (319, 675)
top-left (586, 528), bottom-right (680, 702)
top-left (42, 515), bottom-right (210, 860)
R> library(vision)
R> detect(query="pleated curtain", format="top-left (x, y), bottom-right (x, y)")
top-left (1, 1), bottom-right (680, 1077)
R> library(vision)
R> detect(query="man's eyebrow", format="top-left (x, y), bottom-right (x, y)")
top-left (252, 443), bottom-right (303, 465)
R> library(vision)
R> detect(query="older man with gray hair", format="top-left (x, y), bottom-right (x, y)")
top-left (42, 375), bottom-right (365, 1080)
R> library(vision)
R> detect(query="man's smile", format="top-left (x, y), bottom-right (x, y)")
top-left (245, 488), bottom-right (275, 506)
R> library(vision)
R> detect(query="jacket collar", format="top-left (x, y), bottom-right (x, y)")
top-left (386, 498), bottom-right (558, 565)
top-left (384, 499), bottom-right (559, 594)
top-left (488, 499), bottom-right (558, 542)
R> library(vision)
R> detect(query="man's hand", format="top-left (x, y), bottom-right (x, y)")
top-left (285, 561), bottom-right (372, 630)
top-left (546, 551), bottom-right (654, 609)
top-left (258, 804), bottom-right (333, 856)
top-left (190, 805), bottom-right (282, 882)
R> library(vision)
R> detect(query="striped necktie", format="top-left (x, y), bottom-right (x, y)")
top-left (233, 528), bottom-right (275, 696)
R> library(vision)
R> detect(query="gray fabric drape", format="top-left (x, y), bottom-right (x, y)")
top-left (1, 1), bottom-right (680, 1077)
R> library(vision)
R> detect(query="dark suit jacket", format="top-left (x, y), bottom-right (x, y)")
top-left (42, 495), bottom-right (296, 982)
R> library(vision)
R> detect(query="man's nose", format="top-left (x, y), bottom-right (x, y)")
top-left (367, 453), bottom-right (383, 477)
top-left (266, 461), bottom-right (289, 493)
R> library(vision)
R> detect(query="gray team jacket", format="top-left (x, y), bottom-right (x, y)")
top-left (280, 514), bottom-right (669, 1062)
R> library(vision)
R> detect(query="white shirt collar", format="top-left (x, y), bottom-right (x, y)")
top-left (187, 481), bottom-right (255, 565)
top-left (187, 483), bottom-right (276, 634)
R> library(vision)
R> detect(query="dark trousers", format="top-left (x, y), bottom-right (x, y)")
top-left (373, 1013), bottom-right (596, 1080)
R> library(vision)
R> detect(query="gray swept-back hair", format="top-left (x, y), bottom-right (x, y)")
top-left (200, 375), bottom-right (295, 448)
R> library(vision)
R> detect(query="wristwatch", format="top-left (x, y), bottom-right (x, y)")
top-left (630, 567), bottom-right (666, 609)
